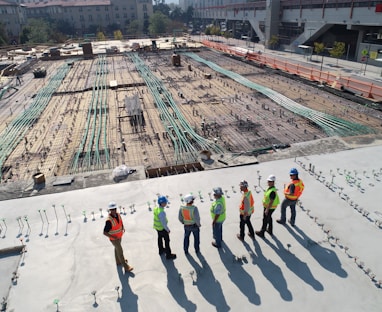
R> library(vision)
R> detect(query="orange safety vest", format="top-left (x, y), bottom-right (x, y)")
top-left (284, 179), bottom-right (304, 200)
top-left (180, 205), bottom-right (195, 225)
top-left (107, 213), bottom-right (124, 240)
top-left (239, 190), bottom-right (254, 215)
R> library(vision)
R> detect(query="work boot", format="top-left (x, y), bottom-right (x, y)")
top-left (255, 231), bottom-right (265, 238)
top-left (166, 254), bottom-right (177, 260)
top-left (248, 233), bottom-right (255, 240)
top-left (288, 219), bottom-right (295, 227)
top-left (266, 229), bottom-right (273, 236)
top-left (276, 219), bottom-right (285, 224)
top-left (236, 234), bottom-right (244, 241)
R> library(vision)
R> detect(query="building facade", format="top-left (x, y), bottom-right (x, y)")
top-left (0, 0), bottom-right (153, 42)
top-left (187, 0), bottom-right (382, 64)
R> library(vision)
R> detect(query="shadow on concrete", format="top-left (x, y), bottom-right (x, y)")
top-left (186, 252), bottom-right (230, 311)
top-left (264, 235), bottom-right (324, 291)
top-left (287, 225), bottom-right (348, 278)
top-left (161, 256), bottom-right (197, 311)
top-left (117, 266), bottom-right (138, 312)
top-left (218, 242), bottom-right (261, 305)
top-left (248, 239), bottom-right (293, 301)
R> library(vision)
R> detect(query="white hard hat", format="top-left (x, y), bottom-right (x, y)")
top-left (184, 193), bottom-right (195, 204)
top-left (267, 174), bottom-right (276, 182)
top-left (108, 201), bottom-right (117, 209)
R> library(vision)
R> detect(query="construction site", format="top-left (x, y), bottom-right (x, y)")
top-left (1, 37), bottom-right (382, 185)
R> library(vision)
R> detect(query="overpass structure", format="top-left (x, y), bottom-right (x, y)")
top-left (187, 0), bottom-right (382, 65)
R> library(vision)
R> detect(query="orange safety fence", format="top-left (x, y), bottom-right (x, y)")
top-left (202, 40), bottom-right (382, 101)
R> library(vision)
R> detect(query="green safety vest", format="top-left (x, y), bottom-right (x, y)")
top-left (153, 206), bottom-right (167, 230)
top-left (210, 196), bottom-right (226, 223)
top-left (263, 186), bottom-right (280, 209)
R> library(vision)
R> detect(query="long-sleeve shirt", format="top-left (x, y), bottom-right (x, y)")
top-left (158, 210), bottom-right (170, 232)
top-left (178, 205), bottom-right (201, 227)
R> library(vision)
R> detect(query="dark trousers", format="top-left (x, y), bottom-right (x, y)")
top-left (260, 208), bottom-right (275, 234)
top-left (239, 214), bottom-right (255, 238)
top-left (157, 229), bottom-right (172, 256)
top-left (212, 222), bottom-right (223, 247)
top-left (184, 224), bottom-right (200, 253)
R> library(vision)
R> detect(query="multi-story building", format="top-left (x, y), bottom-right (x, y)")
top-left (186, 0), bottom-right (382, 64)
top-left (0, 0), bottom-right (153, 43)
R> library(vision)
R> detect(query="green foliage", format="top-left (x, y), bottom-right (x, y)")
top-left (0, 22), bottom-right (8, 45)
top-left (314, 42), bottom-right (325, 55)
top-left (22, 18), bottom-right (51, 44)
top-left (329, 41), bottom-right (345, 58)
top-left (148, 12), bottom-right (170, 35)
top-left (205, 25), bottom-right (221, 36)
top-left (329, 41), bottom-right (345, 65)
top-left (97, 31), bottom-right (106, 41)
top-left (126, 20), bottom-right (140, 36)
top-left (268, 35), bottom-right (279, 49)
top-left (114, 30), bottom-right (123, 40)
top-left (154, 3), bottom-right (170, 17)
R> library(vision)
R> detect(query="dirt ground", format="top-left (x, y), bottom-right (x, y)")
top-left (0, 48), bottom-right (381, 183)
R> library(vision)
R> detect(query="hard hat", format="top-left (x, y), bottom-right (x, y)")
top-left (239, 180), bottom-right (248, 188)
top-left (267, 174), bottom-right (276, 182)
top-left (289, 168), bottom-right (299, 175)
top-left (184, 193), bottom-right (195, 204)
top-left (158, 196), bottom-right (168, 205)
top-left (108, 201), bottom-right (117, 209)
top-left (213, 187), bottom-right (223, 195)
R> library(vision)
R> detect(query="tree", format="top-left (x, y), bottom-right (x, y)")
top-left (268, 35), bottom-right (279, 50)
top-left (170, 7), bottom-right (183, 21)
top-left (114, 30), bottom-right (123, 40)
top-left (185, 6), bottom-right (194, 24)
top-left (21, 18), bottom-right (50, 44)
top-left (0, 22), bottom-right (8, 45)
top-left (97, 31), bottom-right (106, 41)
top-left (329, 41), bottom-right (345, 66)
top-left (154, 3), bottom-right (170, 17)
top-left (314, 42), bottom-right (326, 71)
top-left (126, 20), bottom-right (139, 37)
top-left (148, 12), bottom-right (169, 36)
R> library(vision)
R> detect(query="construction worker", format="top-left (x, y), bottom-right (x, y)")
top-left (210, 187), bottom-right (226, 248)
top-left (237, 180), bottom-right (255, 241)
top-left (103, 201), bottom-right (133, 273)
top-left (277, 168), bottom-right (305, 226)
top-left (178, 194), bottom-right (201, 254)
top-left (256, 174), bottom-right (280, 238)
top-left (153, 196), bottom-right (176, 260)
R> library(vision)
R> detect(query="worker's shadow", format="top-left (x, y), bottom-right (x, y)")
top-left (186, 253), bottom-right (230, 312)
top-left (250, 239), bottom-right (293, 301)
top-left (287, 225), bottom-right (347, 278)
top-left (264, 235), bottom-right (324, 291)
top-left (117, 266), bottom-right (138, 312)
top-left (218, 242), bottom-right (261, 305)
top-left (161, 256), bottom-right (197, 312)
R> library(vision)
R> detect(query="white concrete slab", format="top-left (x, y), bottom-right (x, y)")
top-left (1, 144), bottom-right (382, 311)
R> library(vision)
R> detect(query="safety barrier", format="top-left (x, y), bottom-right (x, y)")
top-left (202, 40), bottom-right (382, 101)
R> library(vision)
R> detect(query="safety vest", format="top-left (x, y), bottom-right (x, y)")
top-left (153, 206), bottom-right (167, 231)
top-left (263, 186), bottom-right (280, 209)
top-left (210, 196), bottom-right (226, 223)
top-left (180, 205), bottom-right (196, 225)
top-left (239, 191), bottom-right (254, 215)
top-left (284, 179), bottom-right (304, 200)
top-left (107, 213), bottom-right (123, 241)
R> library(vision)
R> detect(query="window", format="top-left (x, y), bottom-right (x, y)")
top-left (89, 15), bottom-right (93, 21)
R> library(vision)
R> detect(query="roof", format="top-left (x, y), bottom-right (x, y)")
top-left (1, 141), bottom-right (382, 311)
top-left (23, 0), bottom-right (110, 8)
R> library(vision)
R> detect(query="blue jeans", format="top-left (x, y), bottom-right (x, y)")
top-left (280, 198), bottom-right (297, 224)
top-left (212, 222), bottom-right (223, 247)
top-left (184, 224), bottom-right (200, 253)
